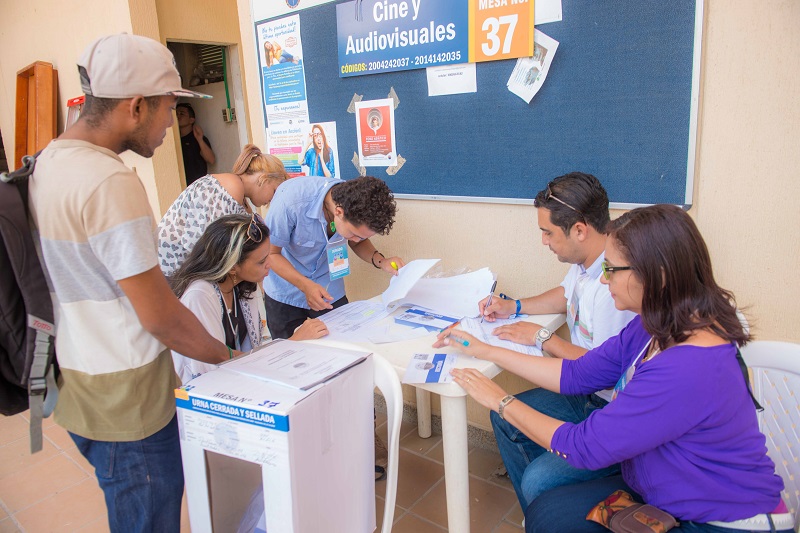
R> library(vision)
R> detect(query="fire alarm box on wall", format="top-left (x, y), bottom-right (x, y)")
top-left (65, 96), bottom-right (84, 131)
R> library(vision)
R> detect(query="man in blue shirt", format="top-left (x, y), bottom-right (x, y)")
top-left (263, 175), bottom-right (404, 339)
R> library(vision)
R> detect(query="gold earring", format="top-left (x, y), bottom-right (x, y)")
top-left (231, 272), bottom-right (238, 285)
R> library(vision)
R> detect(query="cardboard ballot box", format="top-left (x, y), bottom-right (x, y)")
top-left (175, 355), bottom-right (375, 533)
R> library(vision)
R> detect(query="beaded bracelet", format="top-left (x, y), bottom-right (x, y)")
top-left (371, 250), bottom-right (384, 269)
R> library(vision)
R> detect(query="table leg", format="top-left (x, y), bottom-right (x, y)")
top-left (440, 395), bottom-right (470, 533)
top-left (415, 388), bottom-right (432, 438)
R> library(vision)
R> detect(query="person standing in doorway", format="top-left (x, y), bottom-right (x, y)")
top-left (176, 102), bottom-right (215, 186)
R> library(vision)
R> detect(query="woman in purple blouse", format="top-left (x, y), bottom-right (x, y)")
top-left (435, 205), bottom-right (792, 533)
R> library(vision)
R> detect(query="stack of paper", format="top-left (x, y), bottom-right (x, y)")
top-left (382, 259), bottom-right (494, 318)
top-left (317, 300), bottom-right (390, 341)
top-left (220, 339), bottom-right (371, 390)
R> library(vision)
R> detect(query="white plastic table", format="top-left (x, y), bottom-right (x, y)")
top-left (309, 307), bottom-right (566, 533)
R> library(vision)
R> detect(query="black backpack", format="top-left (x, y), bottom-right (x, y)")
top-left (0, 152), bottom-right (58, 453)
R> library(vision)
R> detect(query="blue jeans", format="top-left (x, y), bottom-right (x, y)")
top-left (491, 388), bottom-right (620, 509)
top-left (69, 415), bottom-right (184, 533)
top-left (525, 476), bottom-right (794, 533)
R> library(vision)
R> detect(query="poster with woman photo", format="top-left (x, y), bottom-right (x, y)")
top-left (355, 99), bottom-right (397, 167)
top-left (256, 14), bottom-right (309, 126)
top-left (298, 122), bottom-right (341, 178)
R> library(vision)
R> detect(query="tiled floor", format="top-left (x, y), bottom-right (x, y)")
top-left (0, 411), bottom-right (523, 532)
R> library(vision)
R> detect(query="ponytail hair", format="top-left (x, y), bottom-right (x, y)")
top-left (231, 144), bottom-right (289, 187)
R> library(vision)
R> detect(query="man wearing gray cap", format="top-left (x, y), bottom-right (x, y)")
top-left (28, 34), bottom-right (228, 532)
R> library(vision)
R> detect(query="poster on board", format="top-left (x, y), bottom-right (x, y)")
top-left (355, 99), bottom-right (397, 167)
top-left (256, 14), bottom-right (309, 126)
top-left (336, 0), bottom-right (534, 77)
top-left (266, 125), bottom-right (305, 177)
top-left (267, 122), bottom-right (342, 178)
top-left (507, 29), bottom-right (560, 103)
top-left (298, 122), bottom-right (341, 178)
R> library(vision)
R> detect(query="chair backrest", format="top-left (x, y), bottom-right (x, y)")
top-left (741, 341), bottom-right (800, 531)
top-left (373, 355), bottom-right (402, 533)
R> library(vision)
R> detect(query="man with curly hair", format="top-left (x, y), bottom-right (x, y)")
top-left (263, 175), bottom-right (404, 339)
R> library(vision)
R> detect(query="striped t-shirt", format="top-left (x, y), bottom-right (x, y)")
top-left (29, 139), bottom-right (177, 441)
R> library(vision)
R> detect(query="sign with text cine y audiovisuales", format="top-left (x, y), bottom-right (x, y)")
top-left (337, 0), bottom-right (534, 77)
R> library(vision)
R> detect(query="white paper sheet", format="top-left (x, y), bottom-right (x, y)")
top-left (426, 63), bottom-right (477, 97)
top-left (460, 317), bottom-right (543, 357)
top-left (381, 259), bottom-right (441, 310)
top-left (317, 300), bottom-right (390, 342)
top-left (221, 339), bottom-right (370, 390)
top-left (508, 30), bottom-right (560, 104)
top-left (390, 268), bottom-right (495, 319)
top-left (535, 0), bottom-right (563, 25)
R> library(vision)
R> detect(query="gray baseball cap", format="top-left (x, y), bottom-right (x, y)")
top-left (78, 33), bottom-right (211, 99)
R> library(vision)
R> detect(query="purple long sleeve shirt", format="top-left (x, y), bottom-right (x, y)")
top-left (550, 316), bottom-right (784, 523)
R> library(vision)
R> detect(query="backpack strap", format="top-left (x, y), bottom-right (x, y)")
top-left (735, 346), bottom-right (764, 412)
top-left (2, 150), bottom-right (58, 453)
top-left (0, 151), bottom-right (41, 184)
top-left (28, 323), bottom-right (58, 452)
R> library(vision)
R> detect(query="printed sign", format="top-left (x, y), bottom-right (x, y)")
top-left (355, 99), bottom-right (397, 166)
top-left (256, 14), bottom-right (310, 126)
top-left (336, 0), bottom-right (534, 77)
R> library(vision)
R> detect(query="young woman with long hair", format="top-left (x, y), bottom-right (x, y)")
top-left (169, 214), bottom-right (326, 384)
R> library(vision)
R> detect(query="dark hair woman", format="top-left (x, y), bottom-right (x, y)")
top-left (435, 205), bottom-right (791, 533)
top-left (170, 214), bottom-right (327, 384)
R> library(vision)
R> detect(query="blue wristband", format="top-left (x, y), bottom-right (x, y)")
top-left (500, 293), bottom-right (522, 318)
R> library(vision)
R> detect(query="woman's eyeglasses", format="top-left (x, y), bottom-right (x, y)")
top-left (246, 213), bottom-right (265, 243)
top-left (544, 185), bottom-right (583, 216)
top-left (601, 260), bottom-right (632, 280)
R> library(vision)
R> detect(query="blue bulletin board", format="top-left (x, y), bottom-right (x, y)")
top-left (256, 0), bottom-right (702, 207)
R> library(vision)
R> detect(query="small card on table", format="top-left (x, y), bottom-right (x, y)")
top-left (402, 353), bottom-right (457, 384)
top-left (394, 307), bottom-right (460, 332)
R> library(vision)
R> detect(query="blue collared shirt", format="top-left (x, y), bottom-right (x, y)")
top-left (264, 176), bottom-right (346, 308)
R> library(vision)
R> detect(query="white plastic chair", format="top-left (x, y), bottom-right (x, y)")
top-left (373, 355), bottom-right (403, 533)
top-left (741, 341), bottom-right (800, 531)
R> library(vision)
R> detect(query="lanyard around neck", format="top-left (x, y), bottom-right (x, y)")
top-left (223, 287), bottom-right (241, 351)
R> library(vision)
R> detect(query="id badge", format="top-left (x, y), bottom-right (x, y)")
top-left (566, 299), bottom-right (578, 330)
top-left (326, 240), bottom-right (350, 280)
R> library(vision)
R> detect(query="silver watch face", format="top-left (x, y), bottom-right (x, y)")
top-left (537, 327), bottom-right (552, 341)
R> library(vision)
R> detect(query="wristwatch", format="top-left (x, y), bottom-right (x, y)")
top-left (498, 394), bottom-right (517, 420)
top-left (535, 327), bottom-right (553, 350)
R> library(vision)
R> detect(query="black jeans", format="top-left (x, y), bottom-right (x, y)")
top-left (264, 292), bottom-right (348, 339)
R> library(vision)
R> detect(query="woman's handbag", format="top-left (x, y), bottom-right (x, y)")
top-left (586, 490), bottom-right (678, 533)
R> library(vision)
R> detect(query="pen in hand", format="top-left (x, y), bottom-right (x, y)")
top-left (437, 321), bottom-right (469, 346)
top-left (439, 320), bottom-right (461, 334)
top-left (481, 280), bottom-right (498, 324)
